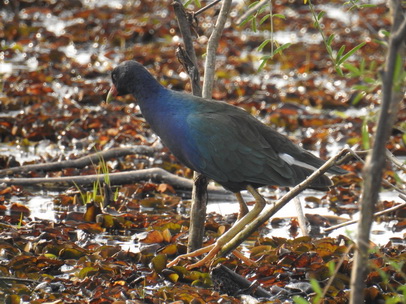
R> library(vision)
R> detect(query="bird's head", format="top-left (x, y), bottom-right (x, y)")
top-left (106, 61), bottom-right (151, 103)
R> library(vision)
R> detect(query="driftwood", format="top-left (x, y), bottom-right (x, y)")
top-left (0, 146), bottom-right (159, 177)
top-left (0, 156), bottom-right (231, 195)
top-left (0, 168), bottom-right (188, 188)
top-left (0, 167), bottom-right (227, 194)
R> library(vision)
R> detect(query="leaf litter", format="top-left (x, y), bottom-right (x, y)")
top-left (0, 0), bottom-right (405, 303)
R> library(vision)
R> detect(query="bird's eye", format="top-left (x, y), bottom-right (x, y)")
top-left (111, 71), bottom-right (117, 83)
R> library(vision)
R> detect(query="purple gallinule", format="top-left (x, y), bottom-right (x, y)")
top-left (106, 60), bottom-right (346, 268)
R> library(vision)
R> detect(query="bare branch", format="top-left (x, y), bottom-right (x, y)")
top-left (202, 0), bottom-right (233, 98)
top-left (324, 201), bottom-right (406, 233)
top-left (0, 167), bottom-right (227, 194)
top-left (0, 146), bottom-right (158, 177)
top-left (172, 0), bottom-right (207, 252)
top-left (350, 1), bottom-right (405, 302)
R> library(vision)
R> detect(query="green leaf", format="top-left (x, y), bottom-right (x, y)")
top-left (327, 261), bottom-right (336, 276)
top-left (336, 45), bottom-right (345, 61)
top-left (317, 11), bottom-right (325, 21)
top-left (313, 18), bottom-right (320, 29)
top-left (251, 17), bottom-right (257, 32)
top-left (77, 266), bottom-right (98, 279)
top-left (310, 278), bottom-right (323, 303)
top-left (342, 62), bottom-right (360, 75)
top-left (151, 254), bottom-right (167, 274)
top-left (326, 45), bottom-right (333, 56)
top-left (183, 0), bottom-right (195, 7)
top-left (380, 29), bottom-right (390, 37)
top-left (352, 84), bottom-right (369, 91)
top-left (258, 55), bottom-right (271, 71)
top-left (337, 41), bottom-right (366, 65)
top-left (239, 14), bottom-right (254, 27)
top-left (392, 171), bottom-right (403, 185)
top-left (271, 42), bottom-right (292, 56)
top-left (393, 53), bottom-right (403, 91)
top-left (373, 38), bottom-right (388, 47)
top-left (293, 296), bottom-right (310, 304)
top-left (369, 60), bottom-right (377, 72)
top-left (310, 278), bottom-right (323, 295)
top-left (359, 4), bottom-right (377, 8)
top-left (388, 260), bottom-right (404, 272)
top-left (359, 58), bottom-right (365, 73)
top-left (335, 66), bottom-right (344, 77)
top-left (257, 39), bottom-right (271, 52)
top-left (258, 4), bottom-right (267, 14)
top-left (352, 91), bottom-right (366, 106)
top-left (272, 13), bottom-right (286, 19)
top-left (259, 14), bottom-right (270, 25)
top-left (364, 77), bottom-right (376, 84)
top-left (248, 1), bottom-right (260, 9)
top-left (327, 34), bottom-right (335, 46)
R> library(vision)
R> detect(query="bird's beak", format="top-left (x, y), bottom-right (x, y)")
top-left (106, 85), bottom-right (118, 103)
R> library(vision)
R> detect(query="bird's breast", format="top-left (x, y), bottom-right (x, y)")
top-left (140, 104), bottom-right (200, 170)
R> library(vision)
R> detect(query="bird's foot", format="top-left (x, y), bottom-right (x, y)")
top-left (187, 248), bottom-right (258, 269)
top-left (168, 187), bottom-right (266, 270)
top-left (167, 243), bottom-right (258, 270)
top-left (167, 244), bottom-right (216, 268)
top-left (185, 243), bottom-right (222, 269)
top-left (232, 249), bottom-right (257, 267)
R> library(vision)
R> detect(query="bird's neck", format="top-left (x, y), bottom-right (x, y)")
top-left (130, 74), bottom-right (164, 104)
top-left (136, 89), bottom-right (191, 138)
top-left (133, 83), bottom-right (173, 129)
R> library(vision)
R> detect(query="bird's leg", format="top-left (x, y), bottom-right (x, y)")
top-left (235, 192), bottom-right (249, 220)
top-left (183, 185), bottom-right (266, 269)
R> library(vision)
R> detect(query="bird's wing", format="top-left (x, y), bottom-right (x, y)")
top-left (186, 106), bottom-right (301, 187)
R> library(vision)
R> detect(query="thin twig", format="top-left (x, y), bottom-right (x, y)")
top-left (294, 197), bottom-right (309, 236)
top-left (346, 148), bottom-right (406, 196)
top-left (236, 0), bottom-right (267, 25)
top-left (386, 149), bottom-right (406, 171)
top-left (324, 201), bottom-right (406, 233)
top-left (317, 244), bottom-right (354, 304)
top-left (0, 277), bottom-right (38, 284)
top-left (194, 0), bottom-right (222, 17)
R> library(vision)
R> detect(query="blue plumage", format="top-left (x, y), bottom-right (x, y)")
top-left (107, 60), bottom-right (346, 193)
